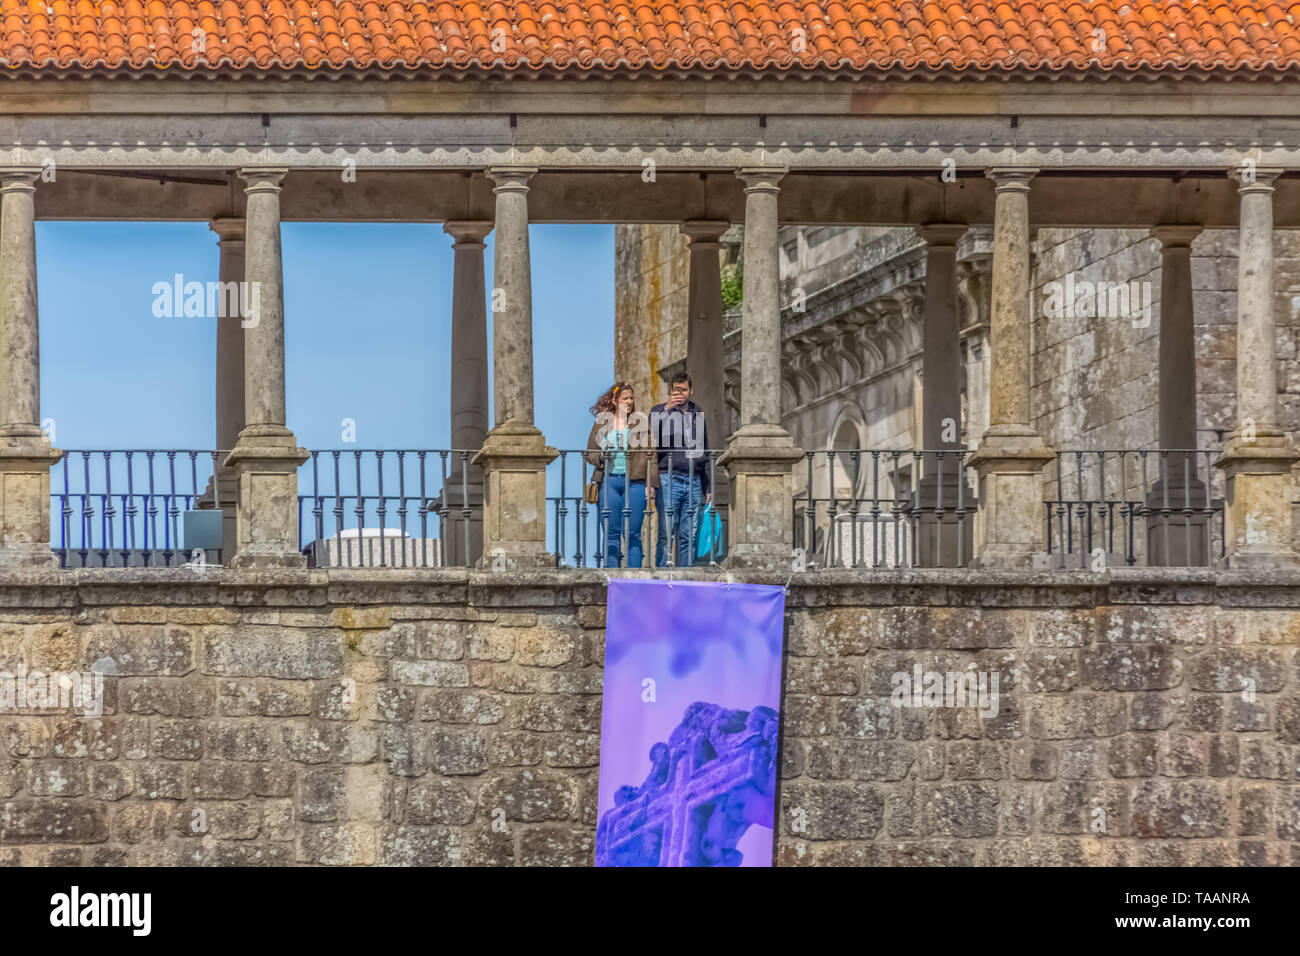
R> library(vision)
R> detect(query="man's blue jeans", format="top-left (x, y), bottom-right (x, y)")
top-left (655, 472), bottom-right (703, 568)
top-left (598, 474), bottom-right (646, 568)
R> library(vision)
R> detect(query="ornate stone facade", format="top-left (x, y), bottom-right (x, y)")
top-left (616, 221), bottom-right (1300, 556)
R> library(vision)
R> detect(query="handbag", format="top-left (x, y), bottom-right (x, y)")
top-left (696, 501), bottom-right (723, 560)
top-left (584, 468), bottom-right (603, 505)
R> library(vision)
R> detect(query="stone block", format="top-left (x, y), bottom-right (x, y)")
top-left (391, 660), bottom-right (470, 688)
top-left (406, 778), bottom-right (476, 826)
top-left (381, 825), bottom-right (459, 866)
top-left (281, 722), bottom-right (338, 765)
top-left (151, 719), bottom-right (203, 760)
top-left (1028, 694), bottom-right (1127, 738)
top-left (1188, 647), bottom-right (1289, 693)
top-left (1131, 780), bottom-right (1230, 838)
top-left (520, 827), bottom-right (594, 866)
top-left (201, 627), bottom-right (342, 679)
top-left (947, 741), bottom-right (1007, 779)
top-left (85, 623), bottom-right (195, 676)
top-left (787, 659), bottom-right (859, 695)
top-left (478, 769), bottom-right (576, 822)
top-left (922, 784), bottom-right (1000, 837)
top-left (422, 690), bottom-right (507, 725)
top-left (1080, 645), bottom-right (1183, 691)
top-left (781, 782), bottom-right (884, 840)
top-left (515, 628), bottom-right (576, 667)
top-left (205, 720), bottom-right (276, 761)
top-left (1155, 733), bottom-right (1207, 777)
top-left (192, 764), bottom-right (251, 800)
top-left (427, 730), bottom-right (489, 775)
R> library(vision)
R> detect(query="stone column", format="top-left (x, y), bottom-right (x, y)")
top-left (915, 224), bottom-right (973, 567)
top-left (224, 168), bottom-right (309, 568)
top-left (444, 220), bottom-right (492, 567)
top-left (957, 228), bottom-right (994, 446)
top-left (0, 169), bottom-right (60, 567)
top-left (1216, 168), bottom-right (1300, 568)
top-left (1148, 225), bottom-right (1210, 565)
top-left (718, 169), bottom-right (803, 569)
top-left (969, 168), bottom-right (1054, 569)
top-left (682, 220), bottom-right (731, 533)
top-left (204, 217), bottom-right (246, 561)
top-left (472, 168), bottom-right (557, 569)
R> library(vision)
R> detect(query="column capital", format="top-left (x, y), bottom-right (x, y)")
top-left (238, 167), bottom-right (288, 193)
top-left (487, 167), bottom-right (537, 193)
top-left (1150, 224), bottom-right (1202, 249)
top-left (0, 168), bottom-right (40, 193)
top-left (1229, 166), bottom-right (1284, 192)
top-left (915, 223), bottom-right (969, 247)
top-left (209, 217), bottom-right (246, 245)
top-left (444, 220), bottom-right (493, 245)
top-left (736, 167), bottom-right (787, 193)
top-left (680, 219), bottom-right (730, 245)
top-left (985, 167), bottom-right (1038, 192)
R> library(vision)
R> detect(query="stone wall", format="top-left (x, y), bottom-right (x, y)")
top-left (1030, 228), bottom-right (1162, 450)
top-left (1030, 227), bottom-right (1300, 452)
top-left (614, 224), bottom-right (690, 410)
top-left (616, 222), bottom-right (1300, 458)
top-left (0, 568), bottom-right (1296, 866)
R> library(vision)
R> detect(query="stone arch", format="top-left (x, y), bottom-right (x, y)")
top-left (827, 404), bottom-right (867, 499)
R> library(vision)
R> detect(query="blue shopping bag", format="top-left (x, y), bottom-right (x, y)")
top-left (696, 502), bottom-right (723, 561)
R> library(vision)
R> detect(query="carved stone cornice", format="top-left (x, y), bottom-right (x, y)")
top-left (723, 226), bottom-right (995, 418)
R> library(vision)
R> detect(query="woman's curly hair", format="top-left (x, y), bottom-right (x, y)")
top-left (590, 381), bottom-right (635, 417)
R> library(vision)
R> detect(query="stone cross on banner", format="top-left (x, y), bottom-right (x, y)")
top-left (596, 701), bottom-right (778, 866)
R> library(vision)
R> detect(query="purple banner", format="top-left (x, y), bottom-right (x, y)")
top-left (595, 579), bottom-right (786, 867)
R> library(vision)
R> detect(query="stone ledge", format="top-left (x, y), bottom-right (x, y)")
top-left (0, 564), bottom-right (1293, 608)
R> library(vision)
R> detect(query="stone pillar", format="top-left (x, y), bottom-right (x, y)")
top-left (969, 168), bottom-right (1054, 569)
top-left (1215, 168), bottom-right (1300, 568)
top-left (205, 217), bottom-right (246, 561)
top-left (915, 224), bottom-right (974, 567)
top-left (956, 228), bottom-right (994, 447)
top-left (225, 168), bottom-right (309, 569)
top-left (718, 169), bottom-right (803, 569)
top-left (0, 169), bottom-right (60, 567)
top-left (1148, 225), bottom-right (1210, 565)
top-left (472, 168), bottom-right (557, 569)
top-left (444, 220), bottom-right (492, 566)
top-left (682, 220), bottom-right (731, 532)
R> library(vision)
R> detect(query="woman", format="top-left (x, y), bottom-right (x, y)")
top-left (586, 382), bottom-right (650, 568)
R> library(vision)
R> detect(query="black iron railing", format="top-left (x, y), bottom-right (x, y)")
top-left (45, 445), bottom-right (1229, 572)
top-left (547, 448), bottom-right (724, 569)
top-left (298, 450), bottom-right (478, 568)
top-left (1044, 449), bottom-right (1224, 568)
top-left (52, 450), bottom-right (226, 568)
top-left (793, 449), bottom-right (975, 569)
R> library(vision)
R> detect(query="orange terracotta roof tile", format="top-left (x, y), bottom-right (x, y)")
top-left (2, 0), bottom-right (1300, 75)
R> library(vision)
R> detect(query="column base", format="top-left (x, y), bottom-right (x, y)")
top-left (717, 424), bottom-right (804, 570)
top-left (968, 427), bottom-right (1055, 570)
top-left (907, 473), bottom-right (977, 569)
top-left (0, 436), bottom-right (62, 568)
top-left (441, 479), bottom-right (485, 568)
top-left (472, 423), bottom-right (558, 570)
top-left (225, 428), bottom-right (310, 569)
top-left (1214, 429), bottom-right (1300, 569)
top-left (1145, 474), bottom-right (1213, 567)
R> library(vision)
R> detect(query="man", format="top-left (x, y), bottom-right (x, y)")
top-left (647, 372), bottom-right (712, 567)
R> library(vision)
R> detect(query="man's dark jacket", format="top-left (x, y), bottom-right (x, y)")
top-left (647, 399), bottom-right (711, 495)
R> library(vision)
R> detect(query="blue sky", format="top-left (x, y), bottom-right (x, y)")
top-left (37, 221), bottom-right (616, 458)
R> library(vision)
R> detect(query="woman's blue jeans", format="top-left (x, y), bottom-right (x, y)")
top-left (599, 474), bottom-right (647, 568)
